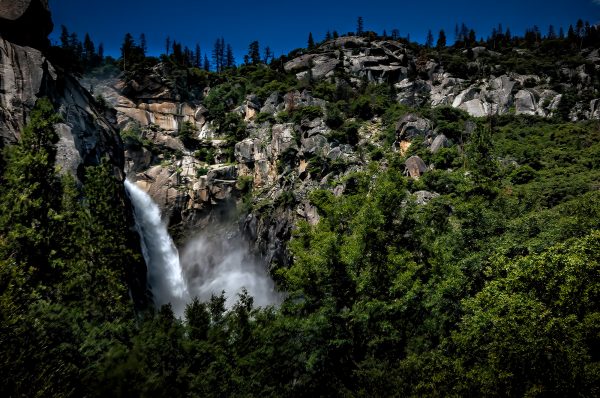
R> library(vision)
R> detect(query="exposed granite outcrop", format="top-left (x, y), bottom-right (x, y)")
top-left (0, 37), bottom-right (123, 179)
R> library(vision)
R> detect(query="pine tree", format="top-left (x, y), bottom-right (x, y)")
top-left (120, 33), bottom-right (135, 72)
top-left (325, 31), bottom-right (332, 41)
top-left (425, 29), bottom-right (434, 48)
top-left (0, 98), bottom-right (61, 271)
top-left (212, 38), bottom-right (226, 72)
top-left (184, 46), bottom-right (192, 67)
top-left (139, 33), bottom-right (147, 56)
top-left (357, 16), bottom-right (364, 36)
top-left (226, 44), bottom-right (235, 68)
top-left (60, 25), bottom-right (70, 49)
top-left (165, 36), bottom-right (171, 55)
top-left (391, 29), bottom-right (399, 40)
top-left (436, 30), bottom-right (446, 49)
top-left (247, 40), bottom-right (260, 65)
top-left (203, 54), bottom-right (210, 71)
top-left (263, 46), bottom-right (273, 64)
top-left (468, 29), bottom-right (476, 47)
top-left (308, 32), bottom-right (315, 50)
top-left (195, 44), bottom-right (201, 68)
top-left (83, 33), bottom-right (95, 65)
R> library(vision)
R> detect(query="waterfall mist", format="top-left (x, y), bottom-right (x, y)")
top-left (180, 231), bottom-right (281, 309)
top-left (125, 180), bottom-right (280, 316)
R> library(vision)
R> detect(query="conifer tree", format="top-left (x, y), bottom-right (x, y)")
top-left (263, 46), bottom-right (273, 64)
top-left (308, 32), bottom-right (315, 50)
top-left (195, 43), bottom-right (201, 68)
top-left (357, 16), bottom-right (364, 36)
top-left (60, 25), bottom-right (70, 49)
top-left (247, 40), bottom-right (260, 65)
top-left (226, 44), bottom-right (235, 68)
top-left (139, 33), bottom-right (147, 56)
top-left (426, 29), bottom-right (434, 48)
top-left (83, 33), bottom-right (95, 66)
top-left (437, 29), bottom-right (447, 49)
top-left (0, 98), bottom-right (61, 271)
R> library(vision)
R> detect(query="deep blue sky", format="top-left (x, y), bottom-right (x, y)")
top-left (49, 0), bottom-right (600, 60)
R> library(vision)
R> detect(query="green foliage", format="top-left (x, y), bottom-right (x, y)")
top-left (453, 232), bottom-right (600, 396)
top-left (221, 113), bottom-right (247, 141)
top-left (237, 175), bottom-right (254, 193)
top-left (0, 100), bottom-right (144, 397)
top-left (204, 83), bottom-right (246, 129)
top-left (178, 120), bottom-right (197, 146)
top-left (5, 28), bottom-right (600, 396)
top-left (194, 147), bottom-right (216, 164)
top-left (330, 120), bottom-right (361, 145)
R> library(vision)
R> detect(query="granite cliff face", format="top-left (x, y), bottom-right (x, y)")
top-left (0, 0), bottom-right (124, 179)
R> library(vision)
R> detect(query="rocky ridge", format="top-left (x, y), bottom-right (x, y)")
top-left (88, 35), bottom-right (600, 268)
top-left (285, 36), bottom-right (599, 120)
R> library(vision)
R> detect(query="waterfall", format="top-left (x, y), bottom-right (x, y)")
top-left (125, 179), bottom-right (280, 315)
top-left (125, 180), bottom-right (189, 315)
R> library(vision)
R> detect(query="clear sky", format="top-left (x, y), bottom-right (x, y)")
top-left (48, 0), bottom-right (600, 60)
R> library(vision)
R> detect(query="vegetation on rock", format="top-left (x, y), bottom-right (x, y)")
top-left (2, 14), bottom-right (600, 397)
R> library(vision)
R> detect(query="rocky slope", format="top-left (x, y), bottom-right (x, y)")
top-left (286, 36), bottom-right (600, 119)
top-left (0, 0), bottom-right (124, 180)
top-left (85, 34), bottom-right (600, 269)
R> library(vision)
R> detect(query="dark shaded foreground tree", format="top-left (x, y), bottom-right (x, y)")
top-left (0, 99), bottom-right (144, 397)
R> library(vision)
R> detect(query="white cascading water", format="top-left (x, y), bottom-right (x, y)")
top-left (125, 180), bottom-right (189, 315)
top-left (125, 180), bottom-right (280, 316)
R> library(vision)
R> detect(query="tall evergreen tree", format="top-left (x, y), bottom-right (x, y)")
top-left (357, 16), bottom-right (364, 36)
top-left (437, 29), bottom-right (447, 49)
top-left (195, 43), bottom-right (201, 68)
top-left (212, 38), bottom-right (226, 72)
top-left (139, 33), bottom-right (147, 56)
top-left (0, 98), bottom-right (61, 270)
top-left (226, 44), bottom-right (235, 68)
top-left (247, 40), bottom-right (260, 65)
top-left (308, 32), bottom-right (315, 50)
top-left (83, 33), bottom-right (95, 65)
top-left (60, 25), bottom-right (70, 49)
top-left (425, 29), bottom-right (434, 48)
top-left (263, 46), bottom-right (273, 64)
top-left (120, 33), bottom-right (135, 72)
